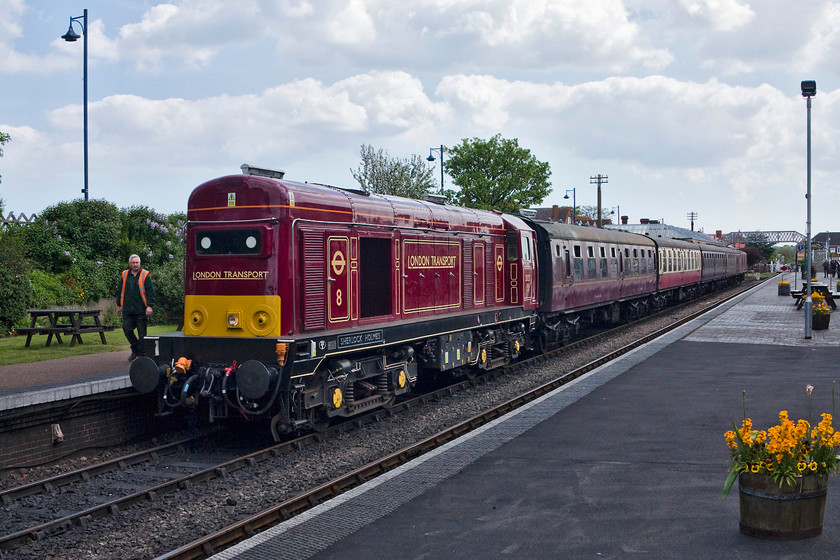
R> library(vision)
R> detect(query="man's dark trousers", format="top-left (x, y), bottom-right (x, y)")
top-left (123, 313), bottom-right (148, 356)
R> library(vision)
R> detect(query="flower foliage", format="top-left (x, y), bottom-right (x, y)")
top-left (812, 301), bottom-right (832, 316)
top-left (724, 409), bottom-right (840, 496)
top-left (779, 280), bottom-right (790, 287)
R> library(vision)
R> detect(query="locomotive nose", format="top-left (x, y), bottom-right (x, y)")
top-left (130, 356), bottom-right (164, 393)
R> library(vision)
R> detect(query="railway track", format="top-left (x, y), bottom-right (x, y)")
top-left (157, 280), bottom-right (757, 559)
top-left (0, 279), bottom-right (759, 558)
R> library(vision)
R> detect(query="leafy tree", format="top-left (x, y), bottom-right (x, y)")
top-left (351, 144), bottom-right (436, 198)
top-left (772, 245), bottom-right (795, 266)
top-left (744, 232), bottom-right (774, 262)
top-left (0, 130), bottom-right (9, 184)
top-left (743, 245), bottom-right (764, 268)
top-left (443, 134), bottom-right (551, 213)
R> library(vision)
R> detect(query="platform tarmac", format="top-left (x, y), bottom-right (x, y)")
top-left (212, 272), bottom-right (840, 560)
top-left (0, 348), bottom-right (132, 411)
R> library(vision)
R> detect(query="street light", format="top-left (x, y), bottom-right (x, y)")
top-left (426, 145), bottom-right (445, 194)
top-left (610, 205), bottom-right (621, 225)
top-left (563, 188), bottom-right (576, 225)
top-left (802, 80), bottom-right (816, 339)
top-left (61, 9), bottom-right (89, 202)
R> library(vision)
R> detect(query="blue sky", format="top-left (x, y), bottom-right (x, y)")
top-left (2, 0), bottom-right (840, 237)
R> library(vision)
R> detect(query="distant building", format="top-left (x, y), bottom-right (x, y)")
top-left (605, 220), bottom-right (721, 244)
top-left (811, 232), bottom-right (840, 258)
top-left (528, 205), bottom-right (599, 226)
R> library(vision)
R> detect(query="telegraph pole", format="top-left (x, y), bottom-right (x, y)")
top-left (590, 174), bottom-right (608, 227)
top-left (687, 212), bottom-right (698, 231)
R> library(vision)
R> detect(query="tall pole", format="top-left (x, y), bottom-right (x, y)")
top-left (564, 188), bottom-right (576, 225)
top-left (82, 8), bottom-right (88, 201)
top-left (427, 145), bottom-right (445, 194)
top-left (802, 80), bottom-right (816, 339)
top-left (590, 174), bottom-right (608, 227)
top-left (61, 9), bottom-right (89, 201)
top-left (687, 211), bottom-right (698, 231)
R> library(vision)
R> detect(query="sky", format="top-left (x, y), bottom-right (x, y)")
top-left (2, 0), bottom-right (840, 238)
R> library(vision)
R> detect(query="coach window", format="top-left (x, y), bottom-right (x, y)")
top-left (520, 234), bottom-right (532, 263)
top-left (600, 247), bottom-right (609, 278)
top-left (573, 245), bottom-right (583, 280)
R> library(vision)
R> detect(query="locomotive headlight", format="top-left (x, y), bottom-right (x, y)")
top-left (227, 311), bottom-right (242, 328)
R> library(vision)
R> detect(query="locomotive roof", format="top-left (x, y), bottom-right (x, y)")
top-left (188, 174), bottom-right (531, 235)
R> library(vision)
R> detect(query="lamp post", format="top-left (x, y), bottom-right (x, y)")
top-left (426, 145), bottom-right (445, 194)
top-left (590, 174), bottom-right (608, 227)
top-left (610, 205), bottom-right (621, 225)
top-left (563, 188), bottom-right (576, 225)
top-left (61, 9), bottom-right (89, 202)
top-left (802, 80), bottom-right (816, 339)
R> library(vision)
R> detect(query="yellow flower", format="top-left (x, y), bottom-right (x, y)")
top-left (798, 462), bottom-right (808, 471)
top-left (751, 463), bottom-right (761, 473)
top-left (810, 461), bottom-right (818, 471)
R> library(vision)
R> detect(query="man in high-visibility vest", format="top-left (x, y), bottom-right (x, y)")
top-left (117, 254), bottom-right (155, 361)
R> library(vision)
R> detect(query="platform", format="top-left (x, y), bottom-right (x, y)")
top-left (0, 350), bottom-right (132, 412)
top-left (213, 271), bottom-right (840, 559)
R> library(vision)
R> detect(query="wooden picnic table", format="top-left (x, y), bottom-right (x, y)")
top-left (18, 309), bottom-right (115, 347)
top-left (791, 284), bottom-right (839, 310)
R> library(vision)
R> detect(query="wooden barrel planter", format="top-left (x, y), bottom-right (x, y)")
top-left (778, 285), bottom-right (791, 296)
top-left (739, 473), bottom-right (828, 539)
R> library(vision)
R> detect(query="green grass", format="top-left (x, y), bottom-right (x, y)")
top-left (0, 325), bottom-right (178, 366)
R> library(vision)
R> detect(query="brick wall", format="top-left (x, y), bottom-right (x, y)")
top-left (0, 390), bottom-right (181, 469)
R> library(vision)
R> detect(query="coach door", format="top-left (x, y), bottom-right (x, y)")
top-left (473, 242), bottom-right (486, 307)
top-left (327, 236), bottom-right (351, 324)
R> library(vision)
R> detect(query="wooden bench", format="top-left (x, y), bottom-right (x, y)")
top-left (19, 309), bottom-right (115, 347)
top-left (791, 286), bottom-right (840, 310)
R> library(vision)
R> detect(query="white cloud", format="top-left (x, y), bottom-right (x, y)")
top-left (678, 0), bottom-right (755, 31)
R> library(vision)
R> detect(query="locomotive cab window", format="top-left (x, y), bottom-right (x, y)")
top-left (195, 228), bottom-right (267, 256)
top-left (506, 231), bottom-right (519, 261)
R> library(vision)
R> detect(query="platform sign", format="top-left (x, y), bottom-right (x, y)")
top-left (798, 244), bottom-right (804, 252)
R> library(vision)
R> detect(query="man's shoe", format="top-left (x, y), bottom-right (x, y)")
top-left (128, 352), bottom-right (138, 361)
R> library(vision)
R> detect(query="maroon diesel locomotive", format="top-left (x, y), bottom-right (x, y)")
top-left (130, 165), bottom-right (745, 438)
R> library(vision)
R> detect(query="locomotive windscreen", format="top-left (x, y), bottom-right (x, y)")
top-left (195, 228), bottom-right (263, 255)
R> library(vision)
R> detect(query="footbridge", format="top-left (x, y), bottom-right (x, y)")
top-left (720, 231), bottom-right (805, 245)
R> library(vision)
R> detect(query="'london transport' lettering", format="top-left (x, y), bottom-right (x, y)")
top-left (407, 255), bottom-right (458, 269)
top-left (193, 270), bottom-right (269, 280)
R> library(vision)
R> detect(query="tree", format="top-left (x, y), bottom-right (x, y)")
top-left (0, 131), bottom-right (9, 184)
top-left (443, 134), bottom-right (551, 213)
top-left (744, 232), bottom-right (774, 262)
top-left (351, 144), bottom-right (436, 198)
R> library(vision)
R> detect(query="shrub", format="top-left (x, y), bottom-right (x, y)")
top-left (150, 258), bottom-right (185, 328)
top-left (28, 269), bottom-right (73, 309)
top-left (0, 268), bottom-right (33, 334)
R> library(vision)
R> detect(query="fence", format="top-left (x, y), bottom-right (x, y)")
top-left (1, 211), bottom-right (37, 231)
